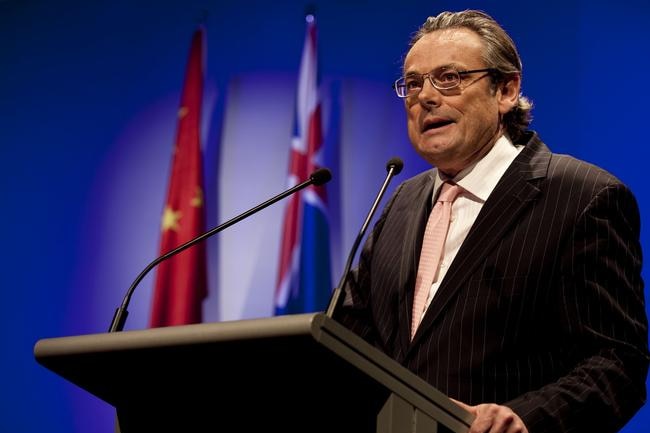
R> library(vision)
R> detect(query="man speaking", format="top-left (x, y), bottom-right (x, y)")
top-left (335, 10), bottom-right (649, 433)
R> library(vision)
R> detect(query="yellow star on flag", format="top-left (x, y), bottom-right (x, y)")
top-left (178, 106), bottom-right (188, 118)
top-left (190, 187), bottom-right (203, 207)
top-left (161, 206), bottom-right (182, 232)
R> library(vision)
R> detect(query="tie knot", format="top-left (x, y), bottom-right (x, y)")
top-left (437, 182), bottom-right (463, 203)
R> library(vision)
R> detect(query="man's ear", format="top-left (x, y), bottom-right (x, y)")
top-left (497, 74), bottom-right (521, 114)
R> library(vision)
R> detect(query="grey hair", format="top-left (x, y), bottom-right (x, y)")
top-left (409, 10), bottom-right (533, 142)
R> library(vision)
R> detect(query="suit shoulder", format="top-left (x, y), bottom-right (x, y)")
top-left (519, 131), bottom-right (627, 192)
top-left (549, 153), bottom-right (625, 190)
top-left (378, 169), bottom-right (435, 216)
top-left (546, 153), bottom-right (641, 226)
top-left (397, 169), bottom-right (436, 192)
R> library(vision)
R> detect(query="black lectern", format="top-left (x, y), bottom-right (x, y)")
top-left (34, 312), bottom-right (472, 432)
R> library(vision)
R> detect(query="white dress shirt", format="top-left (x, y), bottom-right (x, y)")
top-left (420, 135), bottom-right (524, 317)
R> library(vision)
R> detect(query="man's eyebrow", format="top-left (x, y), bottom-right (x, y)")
top-left (403, 63), bottom-right (463, 75)
top-left (437, 63), bottom-right (463, 70)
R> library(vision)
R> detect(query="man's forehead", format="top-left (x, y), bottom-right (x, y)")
top-left (404, 28), bottom-right (484, 72)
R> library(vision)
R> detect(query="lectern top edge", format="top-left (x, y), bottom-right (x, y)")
top-left (34, 312), bottom-right (320, 360)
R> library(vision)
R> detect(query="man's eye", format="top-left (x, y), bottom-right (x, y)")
top-left (438, 72), bottom-right (457, 82)
top-left (405, 78), bottom-right (422, 89)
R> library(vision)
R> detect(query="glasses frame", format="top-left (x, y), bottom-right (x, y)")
top-left (392, 68), bottom-right (497, 98)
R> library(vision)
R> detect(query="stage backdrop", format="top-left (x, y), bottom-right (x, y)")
top-left (1, 0), bottom-right (648, 432)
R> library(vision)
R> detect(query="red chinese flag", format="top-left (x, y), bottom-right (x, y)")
top-left (149, 28), bottom-right (208, 327)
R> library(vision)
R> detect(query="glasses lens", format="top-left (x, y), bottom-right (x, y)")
top-left (432, 68), bottom-right (460, 89)
top-left (396, 75), bottom-right (424, 97)
top-left (394, 78), bottom-right (408, 97)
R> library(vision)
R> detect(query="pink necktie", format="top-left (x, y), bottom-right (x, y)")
top-left (411, 182), bottom-right (463, 339)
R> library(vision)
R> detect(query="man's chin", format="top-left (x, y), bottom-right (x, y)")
top-left (415, 139), bottom-right (452, 158)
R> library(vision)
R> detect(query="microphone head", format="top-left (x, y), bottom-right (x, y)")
top-left (386, 157), bottom-right (404, 175)
top-left (310, 167), bottom-right (332, 185)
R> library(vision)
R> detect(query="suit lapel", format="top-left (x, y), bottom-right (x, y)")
top-left (409, 134), bottom-right (551, 348)
top-left (393, 170), bottom-right (436, 354)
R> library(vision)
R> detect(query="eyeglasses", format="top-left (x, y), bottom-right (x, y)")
top-left (392, 67), bottom-right (497, 98)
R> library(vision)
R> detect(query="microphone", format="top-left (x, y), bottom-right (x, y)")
top-left (109, 167), bottom-right (332, 332)
top-left (325, 157), bottom-right (403, 318)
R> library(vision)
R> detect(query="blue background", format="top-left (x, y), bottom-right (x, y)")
top-left (1, 0), bottom-right (648, 431)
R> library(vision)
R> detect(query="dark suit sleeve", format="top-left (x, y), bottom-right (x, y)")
top-left (507, 181), bottom-right (649, 433)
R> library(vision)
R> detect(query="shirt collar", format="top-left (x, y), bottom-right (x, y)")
top-left (433, 134), bottom-right (523, 203)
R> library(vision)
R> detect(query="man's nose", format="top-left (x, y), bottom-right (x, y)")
top-left (417, 78), bottom-right (442, 108)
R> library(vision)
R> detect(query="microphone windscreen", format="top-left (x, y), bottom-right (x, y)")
top-left (310, 168), bottom-right (332, 185)
top-left (386, 157), bottom-right (404, 175)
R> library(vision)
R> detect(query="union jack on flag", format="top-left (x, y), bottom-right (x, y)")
top-left (275, 14), bottom-right (332, 315)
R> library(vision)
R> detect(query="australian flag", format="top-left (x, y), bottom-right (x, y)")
top-left (274, 14), bottom-right (332, 315)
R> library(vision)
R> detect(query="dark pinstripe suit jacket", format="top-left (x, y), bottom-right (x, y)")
top-left (336, 131), bottom-right (649, 433)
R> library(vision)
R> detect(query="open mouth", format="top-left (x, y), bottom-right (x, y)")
top-left (422, 118), bottom-right (453, 132)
